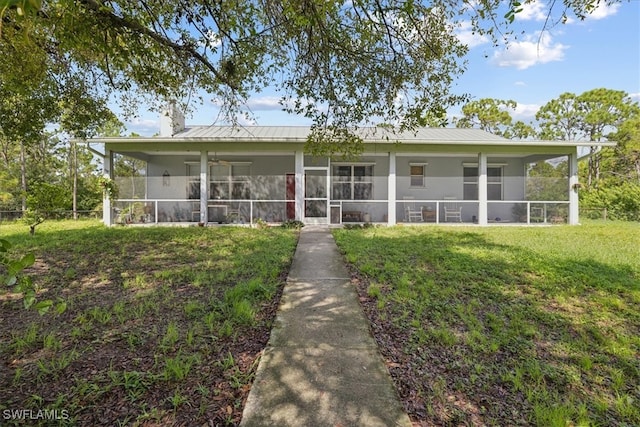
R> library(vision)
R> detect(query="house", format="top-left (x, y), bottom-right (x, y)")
top-left (90, 106), bottom-right (613, 227)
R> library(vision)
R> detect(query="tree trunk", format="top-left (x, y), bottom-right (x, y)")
top-left (20, 140), bottom-right (27, 212)
top-left (71, 140), bottom-right (78, 220)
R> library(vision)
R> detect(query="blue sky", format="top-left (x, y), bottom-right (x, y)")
top-left (126, 1), bottom-right (640, 136)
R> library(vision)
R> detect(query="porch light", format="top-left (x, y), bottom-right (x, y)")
top-left (163, 170), bottom-right (171, 187)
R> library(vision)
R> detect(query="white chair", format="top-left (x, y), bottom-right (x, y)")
top-left (191, 201), bottom-right (201, 222)
top-left (443, 197), bottom-right (462, 222)
top-left (403, 197), bottom-right (423, 222)
top-left (227, 202), bottom-right (241, 223)
top-left (530, 206), bottom-right (544, 223)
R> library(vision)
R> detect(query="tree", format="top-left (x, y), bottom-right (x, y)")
top-left (454, 98), bottom-right (537, 140)
top-left (605, 115), bottom-right (640, 183)
top-left (0, 77), bottom-right (60, 211)
top-left (576, 88), bottom-right (639, 187)
top-left (503, 120), bottom-right (537, 140)
top-left (23, 181), bottom-right (69, 234)
top-left (59, 76), bottom-right (116, 218)
top-left (526, 159), bottom-right (568, 201)
top-left (113, 153), bottom-right (147, 200)
top-left (537, 89), bottom-right (639, 188)
top-left (0, 9), bottom-right (116, 219)
top-left (454, 98), bottom-right (517, 136)
top-left (536, 92), bottom-right (582, 140)
top-left (0, 0), bottom-right (620, 155)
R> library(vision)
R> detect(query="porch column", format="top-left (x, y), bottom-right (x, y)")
top-left (200, 150), bottom-right (208, 223)
top-left (568, 149), bottom-right (579, 225)
top-left (388, 152), bottom-right (396, 225)
top-left (103, 149), bottom-right (113, 226)
top-left (295, 151), bottom-right (304, 221)
top-left (478, 152), bottom-right (488, 225)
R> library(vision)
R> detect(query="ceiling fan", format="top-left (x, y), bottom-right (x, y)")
top-left (209, 153), bottom-right (231, 165)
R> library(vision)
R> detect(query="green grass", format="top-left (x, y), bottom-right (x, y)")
top-left (333, 220), bottom-right (640, 426)
top-left (0, 219), bottom-right (298, 426)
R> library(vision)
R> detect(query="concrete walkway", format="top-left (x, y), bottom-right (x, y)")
top-left (240, 226), bottom-right (412, 427)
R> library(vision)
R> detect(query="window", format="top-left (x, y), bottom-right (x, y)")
top-left (210, 163), bottom-right (251, 200)
top-left (487, 167), bottom-right (503, 200)
top-left (410, 164), bottom-right (426, 187)
top-left (231, 164), bottom-right (251, 199)
top-left (332, 165), bottom-right (373, 200)
top-left (463, 166), bottom-right (503, 200)
top-left (463, 167), bottom-right (478, 200)
top-left (186, 163), bottom-right (200, 199)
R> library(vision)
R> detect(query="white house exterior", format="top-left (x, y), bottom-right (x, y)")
top-left (91, 110), bottom-right (612, 227)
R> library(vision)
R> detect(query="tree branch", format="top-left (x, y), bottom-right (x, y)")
top-left (80, 0), bottom-right (238, 90)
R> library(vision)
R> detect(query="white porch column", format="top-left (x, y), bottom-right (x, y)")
top-left (478, 152), bottom-right (488, 225)
top-left (295, 151), bottom-right (304, 221)
top-left (388, 152), bottom-right (397, 225)
top-left (103, 149), bottom-right (113, 226)
top-left (200, 150), bottom-right (208, 223)
top-left (568, 149), bottom-right (579, 225)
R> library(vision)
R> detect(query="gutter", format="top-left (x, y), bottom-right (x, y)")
top-left (85, 136), bottom-right (618, 148)
top-left (86, 142), bottom-right (105, 159)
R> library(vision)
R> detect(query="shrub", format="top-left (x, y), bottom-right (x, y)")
top-left (581, 182), bottom-right (640, 221)
top-left (280, 220), bottom-right (304, 229)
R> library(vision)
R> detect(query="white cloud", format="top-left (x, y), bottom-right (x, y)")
top-left (491, 32), bottom-right (567, 69)
top-left (126, 117), bottom-right (159, 136)
top-left (456, 20), bottom-right (489, 48)
top-left (245, 96), bottom-right (284, 111)
top-left (210, 96), bottom-right (284, 110)
top-left (629, 92), bottom-right (640, 102)
top-left (514, 81), bottom-right (527, 86)
top-left (586, 2), bottom-right (620, 20)
top-left (516, 1), bottom-right (548, 21)
top-left (513, 103), bottom-right (540, 120)
top-left (513, 1), bottom-right (619, 26)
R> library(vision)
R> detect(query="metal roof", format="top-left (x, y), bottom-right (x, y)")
top-left (89, 125), bottom-right (615, 147)
top-left (174, 126), bottom-right (507, 142)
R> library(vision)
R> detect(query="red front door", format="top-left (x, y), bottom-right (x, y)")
top-left (286, 173), bottom-right (295, 220)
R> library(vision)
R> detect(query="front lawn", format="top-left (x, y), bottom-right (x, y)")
top-left (0, 220), bottom-right (298, 426)
top-left (333, 221), bottom-right (640, 426)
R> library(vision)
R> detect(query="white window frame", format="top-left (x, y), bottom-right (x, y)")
top-left (487, 166), bottom-right (504, 201)
top-left (462, 163), bottom-right (505, 201)
top-left (409, 163), bottom-right (427, 187)
top-left (331, 163), bottom-right (374, 200)
top-left (209, 162), bottom-right (252, 200)
top-left (186, 162), bottom-right (200, 199)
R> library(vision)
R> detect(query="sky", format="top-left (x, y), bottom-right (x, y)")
top-left (125, 1), bottom-right (640, 136)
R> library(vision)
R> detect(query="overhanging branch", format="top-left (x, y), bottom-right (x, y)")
top-left (80, 0), bottom-right (239, 91)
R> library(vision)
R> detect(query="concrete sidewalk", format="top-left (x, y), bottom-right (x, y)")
top-left (240, 226), bottom-right (412, 427)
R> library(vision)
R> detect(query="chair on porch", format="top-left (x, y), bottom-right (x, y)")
top-left (191, 201), bottom-right (201, 222)
top-left (403, 197), bottom-right (423, 222)
top-left (443, 197), bottom-right (462, 222)
top-left (530, 206), bottom-right (544, 223)
top-left (226, 202), bottom-right (241, 223)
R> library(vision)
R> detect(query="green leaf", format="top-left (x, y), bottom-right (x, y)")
top-left (55, 300), bottom-right (67, 315)
top-left (23, 291), bottom-right (35, 309)
top-left (34, 300), bottom-right (53, 315)
top-left (20, 253), bottom-right (36, 268)
top-left (8, 261), bottom-right (24, 276)
top-left (6, 275), bottom-right (17, 287)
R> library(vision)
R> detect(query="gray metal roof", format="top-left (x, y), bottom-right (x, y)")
top-left (174, 125), bottom-right (507, 142)
top-left (89, 125), bottom-right (615, 148)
